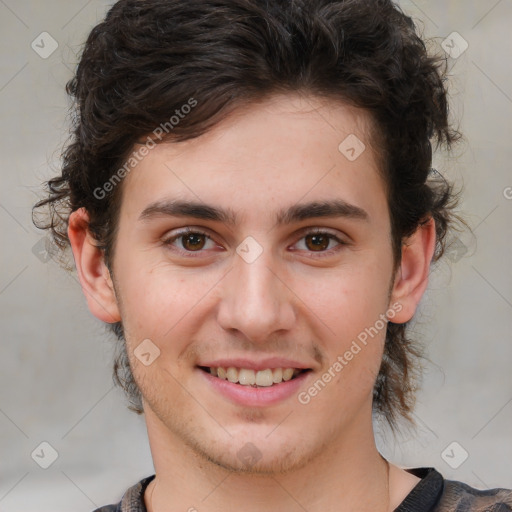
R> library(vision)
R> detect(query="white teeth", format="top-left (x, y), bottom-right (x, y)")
top-left (272, 368), bottom-right (283, 383)
top-left (207, 366), bottom-right (303, 386)
top-left (255, 369), bottom-right (274, 387)
top-left (226, 367), bottom-right (238, 383)
top-left (282, 368), bottom-right (294, 381)
top-left (238, 368), bottom-right (256, 385)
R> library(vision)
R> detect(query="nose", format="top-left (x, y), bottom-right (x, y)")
top-left (216, 246), bottom-right (296, 344)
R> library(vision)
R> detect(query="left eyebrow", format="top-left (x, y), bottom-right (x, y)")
top-left (138, 198), bottom-right (370, 225)
top-left (276, 199), bottom-right (370, 225)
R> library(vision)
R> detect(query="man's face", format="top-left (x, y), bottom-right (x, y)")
top-left (109, 94), bottom-right (398, 473)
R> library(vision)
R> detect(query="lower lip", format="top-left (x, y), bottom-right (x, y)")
top-left (197, 368), bottom-right (310, 407)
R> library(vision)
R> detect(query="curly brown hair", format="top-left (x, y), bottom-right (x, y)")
top-left (32, 0), bottom-right (469, 430)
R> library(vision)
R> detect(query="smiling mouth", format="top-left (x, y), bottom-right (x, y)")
top-left (198, 366), bottom-right (311, 387)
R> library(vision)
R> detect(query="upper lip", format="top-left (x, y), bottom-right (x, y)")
top-left (198, 358), bottom-right (312, 371)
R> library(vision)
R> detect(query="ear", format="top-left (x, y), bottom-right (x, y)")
top-left (67, 208), bottom-right (121, 323)
top-left (389, 217), bottom-right (436, 323)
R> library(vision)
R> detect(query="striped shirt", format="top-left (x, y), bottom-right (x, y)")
top-left (93, 467), bottom-right (512, 512)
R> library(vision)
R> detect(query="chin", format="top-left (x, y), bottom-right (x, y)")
top-left (142, 385), bottom-right (336, 476)
top-left (198, 443), bottom-right (314, 476)
top-left (180, 427), bottom-right (324, 476)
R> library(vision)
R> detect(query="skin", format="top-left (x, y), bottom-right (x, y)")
top-left (69, 93), bottom-right (435, 512)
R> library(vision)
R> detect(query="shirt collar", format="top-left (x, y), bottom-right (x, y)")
top-left (115, 468), bottom-right (443, 512)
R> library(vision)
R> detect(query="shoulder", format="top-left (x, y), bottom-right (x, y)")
top-left (398, 467), bottom-right (512, 512)
top-left (435, 478), bottom-right (512, 511)
top-left (90, 474), bottom-right (155, 512)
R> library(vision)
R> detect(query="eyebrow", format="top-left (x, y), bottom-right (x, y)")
top-left (138, 198), bottom-right (370, 226)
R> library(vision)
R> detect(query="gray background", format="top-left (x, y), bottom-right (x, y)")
top-left (0, 1), bottom-right (511, 510)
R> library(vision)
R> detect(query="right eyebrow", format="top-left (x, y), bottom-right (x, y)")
top-left (138, 198), bottom-right (370, 226)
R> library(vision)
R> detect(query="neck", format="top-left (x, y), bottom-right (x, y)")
top-left (144, 406), bottom-right (393, 512)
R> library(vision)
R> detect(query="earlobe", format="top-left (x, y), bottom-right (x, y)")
top-left (389, 217), bottom-right (436, 324)
top-left (67, 208), bottom-right (121, 323)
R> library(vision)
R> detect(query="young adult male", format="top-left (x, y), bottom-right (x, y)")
top-left (33, 0), bottom-right (512, 510)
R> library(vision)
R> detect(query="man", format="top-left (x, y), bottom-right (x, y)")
top-left (32, 0), bottom-right (511, 510)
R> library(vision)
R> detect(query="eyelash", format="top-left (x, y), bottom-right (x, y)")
top-left (162, 227), bottom-right (348, 258)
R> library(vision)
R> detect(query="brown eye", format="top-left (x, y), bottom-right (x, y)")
top-left (163, 228), bottom-right (217, 255)
top-left (304, 233), bottom-right (330, 252)
top-left (181, 232), bottom-right (206, 251)
top-left (292, 229), bottom-right (347, 257)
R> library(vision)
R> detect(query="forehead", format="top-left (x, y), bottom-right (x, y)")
top-left (118, 93), bottom-right (388, 227)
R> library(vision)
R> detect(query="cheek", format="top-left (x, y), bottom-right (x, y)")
top-left (299, 260), bottom-right (391, 337)
top-left (113, 258), bottom-right (191, 342)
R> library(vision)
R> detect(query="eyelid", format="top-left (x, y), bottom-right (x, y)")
top-left (161, 227), bottom-right (220, 254)
top-left (289, 227), bottom-right (348, 256)
top-left (293, 226), bottom-right (346, 240)
top-left (162, 226), bottom-right (348, 257)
